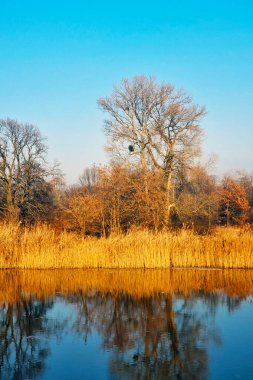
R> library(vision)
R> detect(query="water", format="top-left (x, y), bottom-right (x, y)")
top-left (0, 269), bottom-right (253, 379)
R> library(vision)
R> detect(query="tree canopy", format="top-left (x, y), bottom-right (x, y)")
top-left (98, 75), bottom-right (206, 225)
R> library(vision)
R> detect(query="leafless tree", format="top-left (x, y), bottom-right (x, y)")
top-left (79, 165), bottom-right (98, 192)
top-left (0, 118), bottom-right (53, 221)
top-left (98, 75), bottom-right (206, 226)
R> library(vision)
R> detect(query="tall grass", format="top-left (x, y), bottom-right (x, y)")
top-left (0, 222), bottom-right (252, 269)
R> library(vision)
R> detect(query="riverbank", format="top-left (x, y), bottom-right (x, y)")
top-left (0, 223), bottom-right (252, 269)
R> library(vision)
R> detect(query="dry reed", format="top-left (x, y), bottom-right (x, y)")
top-left (0, 222), bottom-right (253, 269)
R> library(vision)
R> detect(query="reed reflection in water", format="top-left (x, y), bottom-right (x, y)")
top-left (0, 269), bottom-right (252, 380)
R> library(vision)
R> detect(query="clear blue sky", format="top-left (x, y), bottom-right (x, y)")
top-left (1, 0), bottom-right (252, 183)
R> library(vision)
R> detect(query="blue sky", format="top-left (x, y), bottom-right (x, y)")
top-left (0, 0), bottom-right (252, 183)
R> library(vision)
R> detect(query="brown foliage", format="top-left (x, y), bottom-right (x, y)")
top-left (60, 165), bottom-right (167, 237)
top-left (62, 186), bottom-right (100, 236)
top-left (217, 176), bottom-right (249, 225)
top-left (176, 165), bottom-right (218, 231)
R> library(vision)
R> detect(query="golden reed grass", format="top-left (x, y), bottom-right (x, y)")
top-left (0, 269), bottom-right (253, 305)
top-left (0, 222), bottom-right (252, 269)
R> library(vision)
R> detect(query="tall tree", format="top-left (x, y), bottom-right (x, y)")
top-left (0, 118), bottom-right (55, 222)
top-left (98, 75), bottom-right (206, 226)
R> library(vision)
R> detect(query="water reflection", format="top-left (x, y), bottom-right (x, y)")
top-left (74, 292), bottom-right (212, 379)
top-left (0, 296), bottom-right (53, 380)
top-left (0, 270), bottom-right (252, 380)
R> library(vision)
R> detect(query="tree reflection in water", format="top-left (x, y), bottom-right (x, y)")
top-left (71, 291), bottom-right (224, 380)
top-left (0, 294), bottom-right (62, 380)
top-left (0, 287), bottom-right (246, 380)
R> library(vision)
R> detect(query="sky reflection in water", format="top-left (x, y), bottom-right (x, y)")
top-left (0, 269), bottom-right (253, 380)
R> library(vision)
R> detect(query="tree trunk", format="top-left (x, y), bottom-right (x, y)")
top-left (163, 170), bottom-right (174, 228)
top-left (6, 181), bottom-right (20, 222)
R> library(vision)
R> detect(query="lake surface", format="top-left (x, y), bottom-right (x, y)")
top-left (0, 269), bottom-right (253, 379)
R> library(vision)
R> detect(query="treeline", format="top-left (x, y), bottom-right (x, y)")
top-left (0, 76), bottom-right (252, 235)
top-left (60, 164), bottom-right (252, 235)
top-left (0, 139), bottom-right (252, 235)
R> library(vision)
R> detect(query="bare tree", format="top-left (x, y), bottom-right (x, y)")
top-left (98, 75), bottom-right (206, 226)
top-left (63, 185), bottom-right (100, 236)
top-left (0, 118), bottom-right (53, 221)
top-left (79, 165), bottom-right (98, 192)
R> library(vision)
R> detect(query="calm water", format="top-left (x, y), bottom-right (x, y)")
top-left (0, 269), bottom-right (253, 379)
